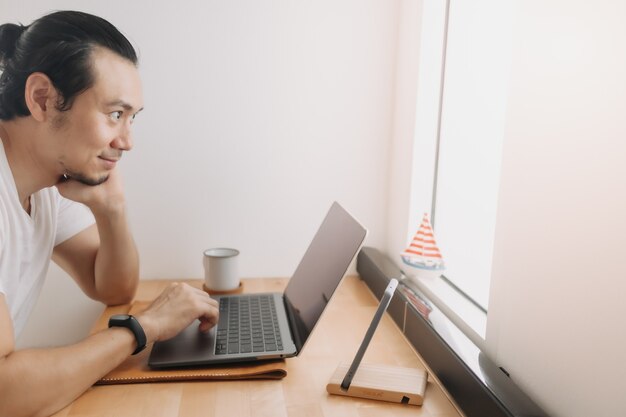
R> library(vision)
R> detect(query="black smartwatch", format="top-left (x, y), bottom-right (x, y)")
top-left (108, 314), bottom-right (147, 355)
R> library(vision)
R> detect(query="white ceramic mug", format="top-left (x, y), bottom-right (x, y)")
top-left (203, 248), bottom-right (240, 292)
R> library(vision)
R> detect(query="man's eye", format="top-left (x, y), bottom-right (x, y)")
top-left (110, 111), bottom-right (123, 121)
top-left (130, 113), bottom-right (137, 124)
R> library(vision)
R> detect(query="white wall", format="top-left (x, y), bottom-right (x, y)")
top-left (4, 0), bottom-right (402, 348)
top-left (486, 1), bottom-right (626, 416)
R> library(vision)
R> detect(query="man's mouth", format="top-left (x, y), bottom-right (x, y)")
top-left (99, 155), bottom-right (121, 163)
top-left (98, 155), bottom-right (121, 169)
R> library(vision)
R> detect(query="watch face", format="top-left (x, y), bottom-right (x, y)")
top-left (110, 314), bottom-right (131, 321)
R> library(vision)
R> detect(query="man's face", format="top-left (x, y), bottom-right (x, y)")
top-left (52, 48), bottom-right (143, 185)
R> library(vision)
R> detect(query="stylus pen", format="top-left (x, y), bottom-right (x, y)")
top-left (340, 278), bottom-right (399, 391)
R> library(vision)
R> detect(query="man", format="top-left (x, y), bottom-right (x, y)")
top-left (0, 11), bottom-right (219, 417)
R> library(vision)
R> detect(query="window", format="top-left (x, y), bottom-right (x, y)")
top-left (409, 0), bottom-right (514, 313)
top-left (432, 0), bottom-right (514, 310)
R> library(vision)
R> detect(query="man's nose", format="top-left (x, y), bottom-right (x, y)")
top-left (113, 125), bottom-right (133, 151)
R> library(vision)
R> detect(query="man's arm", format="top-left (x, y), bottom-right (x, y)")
top-left (0, 284), bottom-right (219, 417)
top-left (52, 168), bottom-right (139, 305)
top-left (0, 293), bottom-right (137, 417)
top-left (52, 208), bottom-right (139, 305)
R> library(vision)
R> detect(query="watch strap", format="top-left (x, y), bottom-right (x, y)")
top-left (108, 314), bottom-right (147, 355)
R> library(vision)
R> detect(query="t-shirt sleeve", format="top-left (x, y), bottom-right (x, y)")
top-left (54, 196), bottom-right (96, 246)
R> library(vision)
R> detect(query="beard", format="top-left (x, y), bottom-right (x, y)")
top-left (63, 170), bottom-right (109, 186)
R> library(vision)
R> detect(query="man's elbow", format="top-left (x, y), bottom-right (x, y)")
top-left (102, 293), bottom-right (135, 306)
top-left (97, 281), bottom-right (138, 306)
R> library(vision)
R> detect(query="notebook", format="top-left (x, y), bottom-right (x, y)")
top-left (148, 201), bottom-right (367, 368)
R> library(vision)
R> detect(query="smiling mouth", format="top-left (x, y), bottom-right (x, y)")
top-left (99, 156), bottom-right (121, 163)
top-left (98, 152), bottom-right (123, 165)
top-left (98, 156), bottom-right (121, 170)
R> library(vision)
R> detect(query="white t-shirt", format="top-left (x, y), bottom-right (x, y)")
top-left (0, 143), bottom-right (95, 338)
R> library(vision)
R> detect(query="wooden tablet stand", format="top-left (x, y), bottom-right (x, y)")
top-left (326, 362), bottom-right (427, 405)
top-left (326, 279), bottom-right (427, 405)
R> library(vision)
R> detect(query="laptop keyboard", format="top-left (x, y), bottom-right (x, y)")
top-left (215, 295), bottom-right (284, 355)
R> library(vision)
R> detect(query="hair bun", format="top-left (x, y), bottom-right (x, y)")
top-left (0, 23), bottom-right (26, 63)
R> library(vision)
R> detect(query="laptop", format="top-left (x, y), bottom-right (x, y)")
top-left (148, 201), bottom-right (367, 368)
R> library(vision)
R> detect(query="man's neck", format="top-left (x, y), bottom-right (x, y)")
top-left (0, 121), bottom-right (58, 210)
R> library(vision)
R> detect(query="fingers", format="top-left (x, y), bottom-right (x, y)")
top-left (198, 315), bottom-right (218, 333)
top-left (144, 283), bottom-right (220, 339)
top-left (196, 294), bottom-right (219, 333)
top-left (54, 168), bottom-right (126, 212)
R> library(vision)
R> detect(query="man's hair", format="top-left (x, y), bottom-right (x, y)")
top-left (0, 10), bottom-right (138, 121)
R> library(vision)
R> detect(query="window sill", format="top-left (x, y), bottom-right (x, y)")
top-left (402, 272), bottom-right (487, 352)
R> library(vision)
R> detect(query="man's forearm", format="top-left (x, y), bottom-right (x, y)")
top-left (0, 280), bottom-right (221, 417)
top-left (0, 327), bottom-right (136, 417)
top-left (92, 205), bottom-right (139, 305)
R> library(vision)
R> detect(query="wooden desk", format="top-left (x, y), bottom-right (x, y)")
top-left (52, 276), bottom-right (463, 417)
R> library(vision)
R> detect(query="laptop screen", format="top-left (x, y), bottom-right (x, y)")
top-left (283, 202), bottom-right (367, 352)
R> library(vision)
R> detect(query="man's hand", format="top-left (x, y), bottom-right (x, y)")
top-left (135, 283), bottom-right (220, 343)
top-left (52, 166), bottom-right (139, 306)
top-left (55, 168), bottom-right (126, 215)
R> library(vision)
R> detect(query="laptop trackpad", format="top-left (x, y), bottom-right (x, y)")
top-left (149, 320), bottom-right (216, 367)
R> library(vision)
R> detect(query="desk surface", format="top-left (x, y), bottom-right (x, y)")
top-left (52, 276), bottom-right (463, 417)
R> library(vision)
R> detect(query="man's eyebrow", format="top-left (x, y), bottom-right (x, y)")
top-left (106, 100), bottom-right (144, 113)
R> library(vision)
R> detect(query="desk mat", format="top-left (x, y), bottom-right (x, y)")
top-left (92, 302), bottom-right (287, 385)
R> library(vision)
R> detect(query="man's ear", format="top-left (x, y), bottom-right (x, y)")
top-left (24, 72), bottom-right (59, 122)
